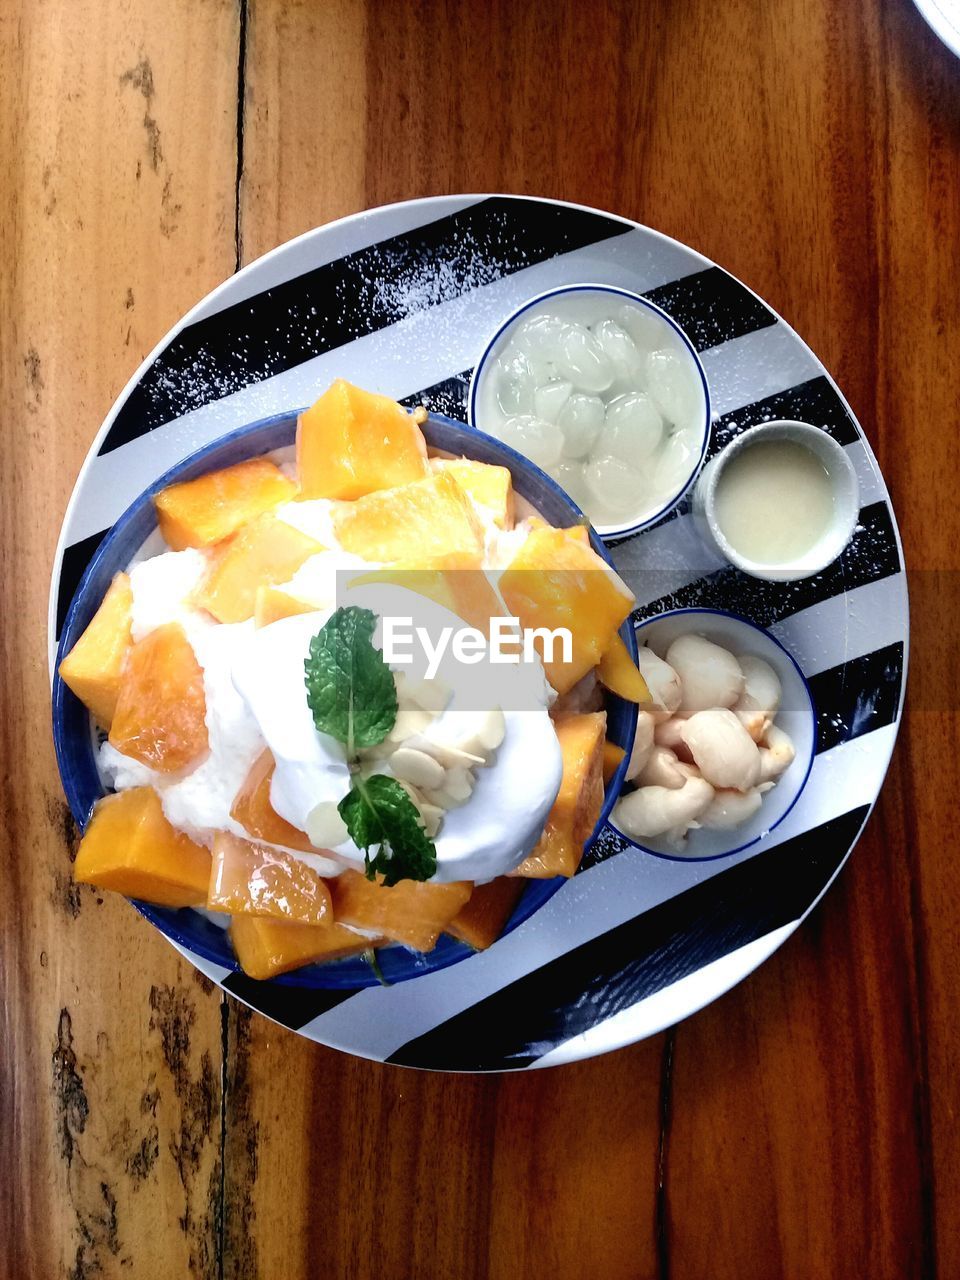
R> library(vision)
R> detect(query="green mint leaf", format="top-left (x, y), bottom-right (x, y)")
top-left (338, 774), bottom-right (438, 887)
top-left (304, 607), bottom-right (397, 752)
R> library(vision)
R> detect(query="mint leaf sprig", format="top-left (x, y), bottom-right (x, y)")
top-left (304, 605), bottom-right (398, 754)
top-left (304, 606), bottom-right (438, 885)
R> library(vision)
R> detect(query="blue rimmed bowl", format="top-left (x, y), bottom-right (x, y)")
top-left (468, 283), bottom-right (711, 541)
top-left (52, 410), bottom-right (639, 988)
top-left (609, 607), bottom-right (816, 863)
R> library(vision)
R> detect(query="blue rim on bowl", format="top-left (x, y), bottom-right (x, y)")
top-left (609, 607), bottom-right (817, 864)
top-left (52, 410), bottom-right (639, 988)
top-left (467, 283), bottom-right (712, 541)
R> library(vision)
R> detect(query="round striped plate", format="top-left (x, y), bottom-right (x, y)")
top-left (49, 196), bottom-right (908, 1071)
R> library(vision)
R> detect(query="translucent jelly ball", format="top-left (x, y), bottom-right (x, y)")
top-left (495, 351), bottom-right (536, 417)
top-left (652, 428), bottom-right (697, 489)
top-left (604, 392), bottom-right (664, 464)
top-left (593, 319), bottom-right (645, 390)
top-left (583, 454), bottom-right (648, 516)
top-left (645, 347), bottom-right (702, 427)
top-left (557, 392), bottom-right (604, 458)
top-left (616, 303), bottom-right (667, 355)
top-left (533, 379), bottom-right (572, 424)
top-left (549, 459), bottom-right (593, 512)
top-left (555, 323), bottom-right (615, 393)
top-left (513, 314), bottom-right (568, 381)
top-left (496, 414), bottom-right (563, 470)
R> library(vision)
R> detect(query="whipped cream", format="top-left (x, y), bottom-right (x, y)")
top-left (231, 582), bottom-right (563, 883)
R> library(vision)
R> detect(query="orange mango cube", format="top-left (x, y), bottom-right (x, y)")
top-left (58, 571), bottom-right (133, 727)
top-left (154, 458), bottom-right (296, 550)
top-left (230, 750), bottom-right (316, 853)
top-left (207, 832), bottom-right (332, 927)
top-left (230, 915), bottom-right (381, 981)
top-left (253, 583), bottom-right (316, 629)
top-left (499, 525), bottom-right (635, 693)
top-left (74, 787), bottom-right (211, 907)
top-left (108, 622), bottom-right (208, 773)
top-left (445, 876), bottom-right (525, 950)
top-left (348, 557), bottom-right (503, 635)
top-left (598, 631), bottom-right (651, 703)
top-left (193, 514), bottom-right (323, 624)
top-left (297, 379), bottom-right (428, 500)
top-left (512, 711), bottom-right (606, 878)
top-left (602, 739), bottom-right (626, 784)
top-left (433, 458), bottom-right (514, 528)
top-left (330, 871), bottom-right (472, 952)
top-left (333, 469), bottom-right (485, 565)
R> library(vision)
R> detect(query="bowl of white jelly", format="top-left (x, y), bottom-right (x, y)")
top-left (469, 284), bottom-right (711, 539)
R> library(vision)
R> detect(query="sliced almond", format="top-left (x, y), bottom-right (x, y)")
top-left (390, 747), bottom-right (446, 790)
top-left (305, 801), bottom-right (349, 849)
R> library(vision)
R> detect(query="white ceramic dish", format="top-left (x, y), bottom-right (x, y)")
top-left (611, 609), bottom-right (817, 861)
top-left (468, 283), bottom-right (711, 539)
top-left (692, 420), bottom-right (860, 581)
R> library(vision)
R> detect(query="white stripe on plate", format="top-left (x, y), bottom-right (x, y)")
top-left (530, 923), bottom-right (797, 1067)
top-left (770, 573), bottom-right (907, 677)
top-left (292, 724), bottom-right (895, 1060)
top-left (700, 323), bottom-right (823, 417)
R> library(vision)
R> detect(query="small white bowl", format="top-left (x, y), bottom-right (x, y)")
top-left (611, 608), bottom-right (817, 862)
top-left (468, 283), bottom-right (711, 540)
top-left (692, 420), bottom-right (860, 582)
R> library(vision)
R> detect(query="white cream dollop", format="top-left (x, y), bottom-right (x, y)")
top-left (230, 584), bottom-right (564, 884)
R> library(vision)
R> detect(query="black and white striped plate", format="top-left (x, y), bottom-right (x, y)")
top-left (48, 196), bottom-right (907, 1071)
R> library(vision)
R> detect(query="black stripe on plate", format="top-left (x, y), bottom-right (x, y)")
top-left (708, 375), bottom-right (861, 458)
top-left (97, 199), bottom-right (632, 455)
top-left (641, 266), bottom-right (775, 353)
top-left (400, 370), bottom-right (472, 422)
top-left (631, 501), bottom-right (902, 630)
top-left (809, 642), bottom-right (904, 754)
top-left (222, 971), bottom-right (356, 1031)
top-left (386, 805), bottom-right (869, 1071)
top-left (56, 528), bottom-right (109, 636)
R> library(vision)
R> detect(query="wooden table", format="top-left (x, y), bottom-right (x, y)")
top-left (2, 1), bottom-right (957, 1275)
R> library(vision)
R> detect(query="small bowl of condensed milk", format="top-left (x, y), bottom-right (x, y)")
top-left (693, 421), bottom-right (860, 581)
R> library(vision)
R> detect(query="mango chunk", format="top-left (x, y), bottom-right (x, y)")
top-left (512, 711), bottom-right (606, 878)
top-left (208, 832), bottom-right (332, 927)
top-left (154, 458), bottom-right (296, 550)
top-left (297, 379), bottom-right (428, 500)
top-left (253, 584), bottom-right (316, 629)
top-left (526, 515), bottom-right (591, 546)
top-left (598, 631), bottom-right (651, 703)
top-left (602, 740), bottom-right (626, 784)
top-left (499, 525), bottom-right (635, 693)
top-left (230, 750), bottom-right (316, 853)
top-left (230, 915), bottom-right (382, 981)
top-left (58, 572), bottom-right (133, 727)
top-left (333, 470), bottom-right (485, 565)
top-left (348, 557), bottom-right (503, 635)
top-left (433, 458), bottom-right (514, 528)
top-left (74, 787), bottom-right (211, 907)
top-left (108, 622), bottom-right (208, 773)
top-left (330, 870), bottom-right (472, 952)
top-left (193, 514), bottom-right (323, 623)
top-left (445, 876), bottom-right (525, 950)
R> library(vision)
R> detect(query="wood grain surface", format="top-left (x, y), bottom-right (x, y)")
top-left (1, 0), bottom-right (957, 1276)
